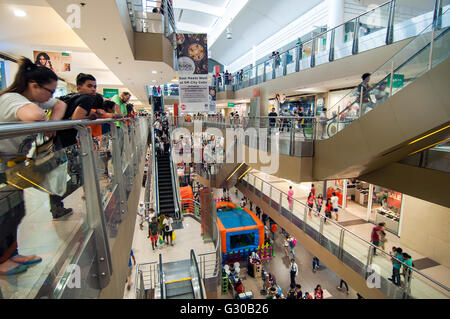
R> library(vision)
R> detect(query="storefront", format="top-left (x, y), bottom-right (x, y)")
top-left (327, 88), bottom-right (354, 117)
top-left (327, 179), bottom-right (404, 235)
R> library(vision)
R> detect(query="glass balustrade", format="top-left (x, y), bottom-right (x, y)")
top-left (0, 117), bottom-right (150, 298)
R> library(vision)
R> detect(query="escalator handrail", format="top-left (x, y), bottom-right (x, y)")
top-left (190, 249), bottom-right (205, 299)
top-left (150, 119), bottom-right (160, 216)
top-left (168, 134), bottom-right (182, 220)
top-left (323, 10), bottom-right (450, 129)
top-left (243, 171), bottom-right (450, 293)
top-left (159, 253), bottom-right (165, 299)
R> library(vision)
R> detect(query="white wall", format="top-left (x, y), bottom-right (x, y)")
top-left (400, 195), bottom-right (450, 268)
top-left (4, 60), bottom-right (18, 87)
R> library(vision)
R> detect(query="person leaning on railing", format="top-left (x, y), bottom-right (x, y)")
top-left (0, 57), bottom-right (60, 276)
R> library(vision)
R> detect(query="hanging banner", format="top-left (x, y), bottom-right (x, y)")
top-left (209, 86), bottom-right (216, 114)
top-left (33, 51), bottom-right (72, 73)
top-left (176, 33), bottom-right (209, 113)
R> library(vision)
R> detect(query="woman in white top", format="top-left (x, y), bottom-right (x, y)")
top-left (0, 58), bottom-right (58, 276)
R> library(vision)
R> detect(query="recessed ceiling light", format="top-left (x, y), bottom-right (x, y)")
top-left (152, 80), bottom-right (157, 82)
top-left (152, 70), bottom-right (158, 74)
top-left (14, 9), bottom-right (27, 17)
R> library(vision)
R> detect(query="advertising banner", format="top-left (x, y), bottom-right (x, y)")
top-left (33, 51), bottom-right (72, 73)
top-left (387, 190), bottom-right (402, 209)
top-left (176, 33), bottom-right (209, 113)
top-left (209, 86), bottom-right (216, 114)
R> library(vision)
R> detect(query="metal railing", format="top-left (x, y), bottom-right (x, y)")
top-left (216, 0), bottom-right (446, 92)
top-left (190, 249), bottom-right (205, 299)
top-left (240, 171), bottom-right (450, 299)
top-left (0, 116), bottom-right (150, 298)
top-left (135, 261), bottom-right (159, 299)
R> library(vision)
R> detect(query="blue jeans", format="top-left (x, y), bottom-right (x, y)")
top-left (313, 257), bottom-right (320, 270)
top-left (393, 267), bottom-right (401, 286)
top-left (339, 279), bottom-right (348, 291)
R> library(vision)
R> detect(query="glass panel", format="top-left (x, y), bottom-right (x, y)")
top-left (393, 0), bottom-right (435, 43)
top-left (274, 53), bottom-right (284, 78)
top-left (333, 22), bottom-right (354, 60)
top-left (0, 139), bottom-right (90, 298)
top-left (286, 48), bottom-right (297, 74)
top-left (358, 3), bottom-right (390, 54)
top-left (92, 126), bottom-right (115, 205)
top-left (257, 63), bottom-right (264, 83)
top-left (265, 59), bottom-right (273, 81)
top-left (341, 230), bottom-right (370, 275)
top-left (299, 41), bottom-right (312, 70)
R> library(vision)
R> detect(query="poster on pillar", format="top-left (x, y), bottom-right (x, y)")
top-left (176, 33), bottom-right (209, 113)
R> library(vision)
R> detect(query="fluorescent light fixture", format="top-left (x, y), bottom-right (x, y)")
top-left (14, 9), bottom-right (27, 17)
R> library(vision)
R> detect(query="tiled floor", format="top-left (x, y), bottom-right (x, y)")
top-left (123, 187), bottom-right (215, 299)
top-left (0, 186), bottom-right (86, 299)
top-left (216, 187), bottom-right (357, 299)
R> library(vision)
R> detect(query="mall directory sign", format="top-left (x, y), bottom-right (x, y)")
top-left (176, 33), bottom-right (209, 114)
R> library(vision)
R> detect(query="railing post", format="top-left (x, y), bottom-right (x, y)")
top-left (272, 58), bottom-right (276, 79)
top-left (319, 216), bottom-right (324, 245)
top-left (389, 60), bottom-right (395, 96)
top-left (359, 86), bottom-right (364, 117)
top-left (255, 66), bottom-right (259, 84)
top-left (295, 44), bottom-right (301, 72)
top-left (338, 229), bottom-right (345, 260)
top-left (278, 192), bottom-right (282, 214)
top-left (289, 124), bottom-right (295, 156)
top-left (78, 126), bottom-right (112, 289)
top-left (352, 17), bottom-right (360, 55)
top-left (283, 53), bottom-right (288, 76)
top-left (329, 29), bottom-right (336, 62)
top-left (263, 63), bottom-right (267, 82)
top-left (429, 0), bottom-right (442, 70)
top-left (310, 38), bottom-right (316, 68)
top-left (365, 246), bottom-right (374, 279)
top-left (269, 185), bottom-right (273, 207)
top-left (385, 0), bottom-right (396, 45)
top-left (110, 125), bottom-right (128, 220)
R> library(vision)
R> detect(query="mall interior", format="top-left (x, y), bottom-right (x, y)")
top-left (0, 0), bottom-right (449, 300)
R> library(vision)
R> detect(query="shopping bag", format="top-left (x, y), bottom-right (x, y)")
top-left (172, 232), bottom-right (176, 242)
top-left (40, 161), bottom-right (69, 196)
top-left (158, 235), bottom-right (164, 245)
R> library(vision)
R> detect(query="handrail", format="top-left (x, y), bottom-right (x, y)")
top-left (323, 8), bottom-right (450, 131)
top-left (190, 249), bottom-right (205, 299)
top-left (150, 119), bottom-right (160, 216)
top-left (244, 171), bottom-right (450, 293)
top-left (227, 0), bottom-right (401, 78)
top-left (0, 117), bottom-right (132, 138)
top-left (169, 132), bottom-right (182, 220)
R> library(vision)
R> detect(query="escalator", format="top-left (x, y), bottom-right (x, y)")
top-left (160, 250), bottom-right (205, 299)
top-left (156, 153), bottom-right (177, 216)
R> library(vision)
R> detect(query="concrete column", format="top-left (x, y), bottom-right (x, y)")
top-left (259, 87), bottom-right (270, 116)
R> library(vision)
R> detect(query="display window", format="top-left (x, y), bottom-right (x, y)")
top-left (370, 186), bottom-right (402, 234)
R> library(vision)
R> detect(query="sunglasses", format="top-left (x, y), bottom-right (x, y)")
top-left (38, 84), bottom-right (56, 95)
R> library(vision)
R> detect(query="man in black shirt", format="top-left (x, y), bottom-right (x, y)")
top-left (50, 73), bottom-right (101, 219)
top-left (268, 107), bottom-right (277, 129)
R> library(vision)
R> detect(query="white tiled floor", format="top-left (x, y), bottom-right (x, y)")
top-left (123, 187), bottom-right (215, 299)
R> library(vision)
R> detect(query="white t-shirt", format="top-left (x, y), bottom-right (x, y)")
top-left (331, 196), bottom-right (339, 210)
top-left (163, 217), bottom-right (173, 232)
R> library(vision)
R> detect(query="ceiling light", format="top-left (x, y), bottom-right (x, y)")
top-left (152, 80), bottom-right (157, 83)
top-left (14, 9), bottom-right (27, 17)
top-left (152, 70), bottom-right (158, 74)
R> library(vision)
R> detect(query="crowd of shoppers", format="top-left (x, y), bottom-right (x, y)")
top-left (0, 57), bottom-right (138, 276)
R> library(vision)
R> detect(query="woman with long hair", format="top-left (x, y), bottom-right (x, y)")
top-left (35, 52), bottom-right (54, 71)
top-left (314, 284), bottom-right (323, 299)
top-left (307, 191), bottom-right (315, 218)
top-left (0, 57), bottom-right (58, 275)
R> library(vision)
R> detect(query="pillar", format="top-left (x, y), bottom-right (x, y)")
top-left (327, 0), bottom-right (345, 50)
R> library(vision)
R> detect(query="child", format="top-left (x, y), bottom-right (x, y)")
top-left (307, 192), bottom-right (315, 218)
top-left (315, 194), bottom-right (324, 216)
top-left (325, 198), bottom-right (332, 223)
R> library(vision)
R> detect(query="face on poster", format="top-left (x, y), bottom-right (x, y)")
top-left (33, 51), bottom-right (72, 73)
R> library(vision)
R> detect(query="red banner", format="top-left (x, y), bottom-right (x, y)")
top-left (387, 190), bottom-right (402, 209)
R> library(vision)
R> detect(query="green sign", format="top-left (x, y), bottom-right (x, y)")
top-left (228, 103), bottom-right (235, 107)
top-left (387, 74), bottom-right (404, 89)
top-left (103, 88), bottom-right (119, 98)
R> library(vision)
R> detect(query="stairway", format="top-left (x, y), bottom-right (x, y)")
top-left (156, 153), bottom-right (176, 218)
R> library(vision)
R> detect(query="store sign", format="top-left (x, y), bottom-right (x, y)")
top-left (176, 33), bottom-right (209, 113)
top-left (33, 51), bottom-right (72, 73)
top-left (228, 103), bottom-right (235, 108)
top-left (387, 191), bottom-right (402, 209)
top-left (387, 74), bottom-right (404, 88)
top-left (103, 88), bottom-right (119, 98)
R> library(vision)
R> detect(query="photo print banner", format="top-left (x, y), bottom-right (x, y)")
top-left (176, 33), bottom-right (209, 113)
top-left (33, 51), bottom-right (72, 73)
